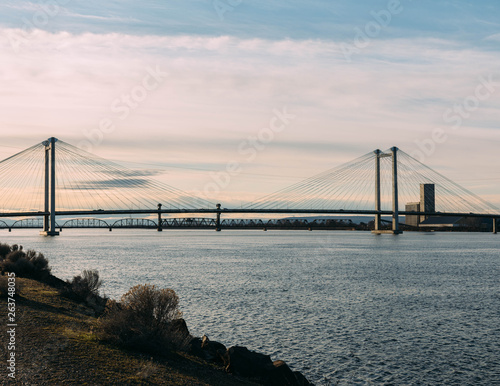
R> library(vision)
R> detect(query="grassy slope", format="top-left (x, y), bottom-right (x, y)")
top-left (0, 278), bottom-right (257, 385)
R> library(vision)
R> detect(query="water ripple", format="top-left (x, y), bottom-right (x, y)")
top-left (8, 229), bottom-right (500, 385)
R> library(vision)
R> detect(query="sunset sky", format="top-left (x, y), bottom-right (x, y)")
top-left (1, 1), bottom-right (499, 207)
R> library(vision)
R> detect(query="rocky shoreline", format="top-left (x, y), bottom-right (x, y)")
top-left (187, 333), bottom-right (312, 385)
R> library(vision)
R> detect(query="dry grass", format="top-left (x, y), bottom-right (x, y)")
top-left (0, 274), bottom-right (18, 298)
top-left (0, 277), bottom-right (258, 385)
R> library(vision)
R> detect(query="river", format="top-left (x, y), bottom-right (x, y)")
top-left (4, 229), bottom-right (499, 384)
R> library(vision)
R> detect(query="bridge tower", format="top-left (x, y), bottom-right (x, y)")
top-left (157, 203), bottom-right (163, 232)
top-left (374, 149), bottom-right (382, 231)
top-left (215, 203), bottom-right (222, 231)
top-left (40, 137), bottom-right (59, 236)
top-left (391, 146), bottom-right (401, 234)
top-left (372, 147), bottom-right (402, 235)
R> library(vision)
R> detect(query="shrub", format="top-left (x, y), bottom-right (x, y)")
top-left (95, 284), bottom-right (185, 353)
top-left (120, 285), bottom-right (182, 331)
top-left (0, 244), bottom-right (51, 280)
top-left (62, 269), bottom-right (107, 314)
top-left (0, 243), bottom-right (11, 259)
top-left (65, 269), bottom-right (103, 300)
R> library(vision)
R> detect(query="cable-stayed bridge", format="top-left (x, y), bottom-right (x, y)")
top-left (0, 137), bottom-right (498, 235)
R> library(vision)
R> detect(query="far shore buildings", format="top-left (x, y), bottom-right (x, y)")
top-left (405, 183), bottom-right (436, 227)
top-left (405, 183), bottom-right (495, 231)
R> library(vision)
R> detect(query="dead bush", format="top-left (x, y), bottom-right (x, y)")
top-left (65, 269), bottom-right (102, 299)
top-left (62, 269), bottom-right (106, 314)
top-left (95, 284), bottom-right (185, 354)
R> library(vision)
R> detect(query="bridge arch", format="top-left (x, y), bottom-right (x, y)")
top-left (62, 218), bottom-right (111, 228)
top-left (112, 218), bottom-right (157, 228)
top-left (12, 218), bottom-right (61, 228)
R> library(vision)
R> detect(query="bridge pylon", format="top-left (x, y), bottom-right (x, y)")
top-left (157, 203), bottom-right (163, 232)
top-left (215, 203), bottom-right (222, 231)
top-left (372, 147), bottom-right (402, 235)
top-left (374, 149), bottom-right (382, 231)
top-left (40, 137), bottom-right (59, 236)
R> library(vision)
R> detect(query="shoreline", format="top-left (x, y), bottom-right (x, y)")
top-left (0, 242), bottom-right (313, 385)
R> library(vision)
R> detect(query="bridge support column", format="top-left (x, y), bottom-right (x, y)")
top-left (391, 147), bottom-right (401, 234)
top-left (157, 203), bottom-right (163, 232)
top-left (493, 218), bottom-right (497, 234)
top-left (372, 147), bottom-right (402, 235)
top-left (215, 203), bottom-right (222, 232)
top-left (40, 137), bottom-right (59, 236)
top-left (42, 143), bottom-right (50, 232)
top-left (374, 149), bottom-right (382, 231)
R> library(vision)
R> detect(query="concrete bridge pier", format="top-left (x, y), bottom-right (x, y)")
top-left (493, 218), bottom-right (497, 234)
top-left (215, 203), bottom-right (222, 231)
top-left (157, 203), bottom-right (163, 232)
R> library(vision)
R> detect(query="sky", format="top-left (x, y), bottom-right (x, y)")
top-left (1, 0), bottom-right (499, 208)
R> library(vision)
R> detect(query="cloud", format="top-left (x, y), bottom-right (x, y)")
top-left (0, 29), bottom-right (499, 206)
top-left (59, 178), bottom-right (149, 190)
top-left (63, 11), bottom-right (142, 23)
top-left (485, 33), bottom-right (500, 41)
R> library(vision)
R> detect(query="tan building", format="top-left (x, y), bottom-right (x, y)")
top-left (405, 202), bottom-right (421, 227)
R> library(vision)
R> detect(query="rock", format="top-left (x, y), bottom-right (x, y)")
top-left (168, 319), bottom-right (190, 338)
top-left (189, 335), bottom-right (226, 364)
top-left (266, 360), bottom-right (298, 385)
top-left (293, 371), bottom-right (313, 385)
top-left (224, 346), bottom-right (273, 378)
top-left (201, 335), bottom-right (227, 364)
top-left (188, 337), bottom-right (204, 357)
top-left (224, 348), bottom-right (313, 385)
top-left (191, 340), bottom-right (313, 385)
top-left (264, 360), bottom-right (313, 386)
top-left (167, 319), bottom-right (191, 349)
